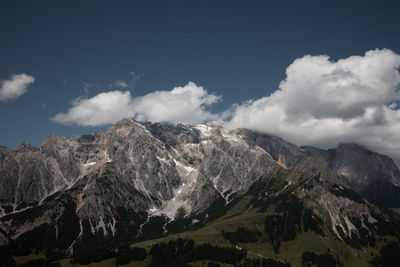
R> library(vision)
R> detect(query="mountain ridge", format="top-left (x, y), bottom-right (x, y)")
top-left (1, 119), bottom-right (400, 266)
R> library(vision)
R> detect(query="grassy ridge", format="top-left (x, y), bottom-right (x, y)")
top-left (132, 192), bottom-right (378, 267)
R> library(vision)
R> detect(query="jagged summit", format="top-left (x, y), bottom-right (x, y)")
top-left (0, 119), bottom-right (279, 236)
top-left (0, 119), bottom-right (398, 210)
top-left (1, 119), bottom-right (400, 219)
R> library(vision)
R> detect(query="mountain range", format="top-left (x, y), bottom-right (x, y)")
top-left (1, 119), bottom-right (400, 266)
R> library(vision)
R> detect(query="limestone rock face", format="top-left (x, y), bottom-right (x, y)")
top-left (303, 143), bottom-right (400, 215)
top-left (1, 119), bottom-right (400, 250)
top-left (303, 143), bottom-right (400, 190)
top-left (0, 120), bottom-right (281, 242)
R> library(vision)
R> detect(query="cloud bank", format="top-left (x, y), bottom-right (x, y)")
top-left (0, 74), bottom-right (35, 102)
top-left (51, 82), bottom-right (221, 126)
top-left (225, 49), bottom-right (400, 162)
top-left (52, 49), bottom-right (400, 162)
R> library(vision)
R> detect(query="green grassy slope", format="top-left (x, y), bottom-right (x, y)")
top-left (132, 193), bottom-right (379, 267)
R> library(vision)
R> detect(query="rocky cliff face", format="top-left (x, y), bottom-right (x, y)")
top-left (0, 119), bottom-right (399, 254)
top-left (303, 143), bottom-right (400, 216)
top-left (303, 143), bottom-right (400, 190)
top-left (247, 157), bottom-right (396, 249)
top-left (0, 120), bottom-right (280, 247)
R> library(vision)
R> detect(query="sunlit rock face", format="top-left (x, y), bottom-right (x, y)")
top-left (0, 119), bottom-right (283, 241)
top-left (1, 119), bottom-right (400, 249)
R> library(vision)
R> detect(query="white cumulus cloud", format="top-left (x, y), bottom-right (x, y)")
top-left (52, 49), bottom-right (400, 163)
top-left (0, 73), bottom-right (35, 102)
top-left (52, 91), bottom-right (135, 126)
top-left (132, 82), bottom-right (221, 124)
top-left (225, 49), bottom-right (400, 162)
top-left (52, 82), bottom-right (221, 126)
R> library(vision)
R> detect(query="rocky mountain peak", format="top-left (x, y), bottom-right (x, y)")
top-left (2, 119), bottom-right (400, 258)
top-left (303, 142), bottom-right (400, 189)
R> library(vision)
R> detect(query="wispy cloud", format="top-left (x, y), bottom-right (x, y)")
top-left (83, 82), bottom-right (91, 95)
top-left (129, 71), bottom-right (145, 82)
top-left (111, 80), bottom-right (129, 88)
top-left (110, 71), bottom-right (145, 89)
top-left (0, 73), bottom-right (35, 102)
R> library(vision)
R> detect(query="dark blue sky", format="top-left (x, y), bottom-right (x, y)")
top-left (1, 0), bottom-right (400, 148)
